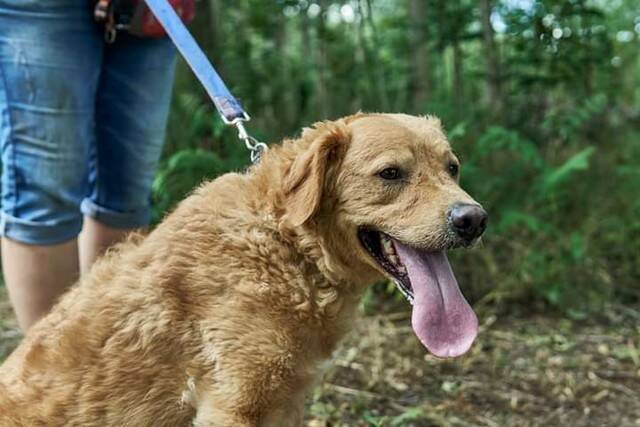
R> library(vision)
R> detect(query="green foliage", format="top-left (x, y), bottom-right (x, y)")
top-left (542, 94), bottom-right (608, 142)
top-left (388, 408), bottom-right (427, 426)
top-left (151, 149), bottom-right (225, 222)
top-left (362, 408), bottom-right (428, 427)
top-left (541, 146), bottom-right (595, 193)
top-left (450, 103), bottom-right (634, 312)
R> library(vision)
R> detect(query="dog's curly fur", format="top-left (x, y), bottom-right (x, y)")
top-left (0, 113), bottom-right (479, 426)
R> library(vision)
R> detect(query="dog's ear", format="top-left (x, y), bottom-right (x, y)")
top-left (283, 121), bottom-right (349, 227)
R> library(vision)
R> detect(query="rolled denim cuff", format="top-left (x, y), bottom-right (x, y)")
top-left (80, 198), bottom-right (150, 230)
top-left (0, 211), bottom-right (82, 245)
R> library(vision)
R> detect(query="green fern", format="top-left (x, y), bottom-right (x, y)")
top-left (151, 149), bottom-right (226, 222)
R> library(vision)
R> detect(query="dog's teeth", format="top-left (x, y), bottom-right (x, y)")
top-left (382, 237), bottom-right (397, 256)
top-left (389, 253), bottom-right (400, 266)
top-left (382, 238), bottom-right (394, 255)
top-left (399, 264), bottom-right (407, 275)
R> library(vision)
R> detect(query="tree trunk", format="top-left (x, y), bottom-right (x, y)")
top-left (355, 0), bottom-right (376, 109)
top-left (206, 0), bottom-right (223, 73)
top-left (298, 7), bottom-right (313, 123)
top-left (315, 0), bottom-right (330, 118)
top-left (409, 0), bottom-right (430, 113)
top-left (479, 0), bottom-right (502, 116)
top-left (272, 7), bottom-right (293, 133)
top-left (364, 0), bottom-right (390, 111)
top-left (452, 39), bottom-right (464, 118)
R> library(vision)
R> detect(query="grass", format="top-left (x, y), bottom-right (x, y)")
top-left (0, 285), bottom-right (638, 426)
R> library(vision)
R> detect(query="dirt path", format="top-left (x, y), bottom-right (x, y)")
top-left (307, 306), bottom-right (640, 426)
top-left (1, 286), bottom-right (638, 426)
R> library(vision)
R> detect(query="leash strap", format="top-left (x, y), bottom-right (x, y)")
top-left (143, 0), bottom-right (267, 162)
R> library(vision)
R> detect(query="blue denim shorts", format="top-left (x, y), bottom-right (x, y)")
top-left (0, 0), bottom-right (176, 245)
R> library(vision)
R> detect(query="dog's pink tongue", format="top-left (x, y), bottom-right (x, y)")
top-left (394, 242), bottom-right (478, 358)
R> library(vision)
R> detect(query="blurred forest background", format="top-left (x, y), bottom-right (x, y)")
top-left (156, 0), bottom-right (640, 317)
top-left (1, 1), bottom-right (639, 425)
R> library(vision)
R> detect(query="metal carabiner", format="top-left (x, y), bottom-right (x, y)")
top-left (234, 121), bottom-right (268, 164)
top-left (105, 26), bottom-right (117, 44)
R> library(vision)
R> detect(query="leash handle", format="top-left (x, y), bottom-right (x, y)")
top-left (143, 0), bottom-right (267, 161)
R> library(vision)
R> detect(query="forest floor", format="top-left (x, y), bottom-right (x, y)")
top-left (0, 286), bottom-right (638, 427)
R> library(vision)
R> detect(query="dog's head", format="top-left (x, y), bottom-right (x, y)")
top-left (283, 113), bottom-right (487, 358)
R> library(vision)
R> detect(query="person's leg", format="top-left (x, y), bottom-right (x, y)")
top-left (78, 217), bottom-right (130, 275)
top-left (0, 1), bottom-right (102, 330)
top-left (1, 239), bottom-right (79, 330)
top-left (79, 34), bottom-right (176, 273)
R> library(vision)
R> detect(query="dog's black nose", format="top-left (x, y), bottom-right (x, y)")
top-left (449, 203), bottom-right (488, 241)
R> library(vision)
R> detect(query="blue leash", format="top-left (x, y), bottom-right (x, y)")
top-left (143, 0), bottom-right (267, 162)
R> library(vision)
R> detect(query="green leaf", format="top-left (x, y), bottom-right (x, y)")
top-left (475, 126), bottom-right (544, 168)
top-left (541, 146), bottom-right (596, 193)
top-left (363, 412), bottom-right (384, 426)
top-left (541, 283), bottom-right (564, 306)
top-left (496, 210), bottom-right (546, 233)
top-left (570, 232), bottom-right (585, 261)
top-left (390, 407), bottom-right (426, 426)
top-left (447, 122), bottom-right (467, 140)
top-left (151, 149), bottom-right (227, 222)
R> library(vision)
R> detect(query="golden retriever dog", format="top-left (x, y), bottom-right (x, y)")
top-left (0, 113), bottom-right (487, 426)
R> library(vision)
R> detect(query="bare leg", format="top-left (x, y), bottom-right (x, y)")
top-left (1, 237), bottom-right (79, 332)
top-left (3, 217), bottom-right (137, 332)
top-left (78, 216), bottom-right (133, 275)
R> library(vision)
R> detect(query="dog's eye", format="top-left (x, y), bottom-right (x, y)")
top-left (378, 167), bottom-right (401, 180)
top-left (448, 162), bottom-right (459, 177)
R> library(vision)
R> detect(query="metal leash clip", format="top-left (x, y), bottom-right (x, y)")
top-left (236, 122), bottom-right (268, 164)
top-left (223, 113), bottom-right (268, 164)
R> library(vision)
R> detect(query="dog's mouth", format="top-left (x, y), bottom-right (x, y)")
top-left (357, 227), bottom-right (479, 358)
top-left (358, 229), bottom-right (414, 302)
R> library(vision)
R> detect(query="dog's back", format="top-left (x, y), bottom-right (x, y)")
top-left (0, 177), bottom-right (250, 425)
